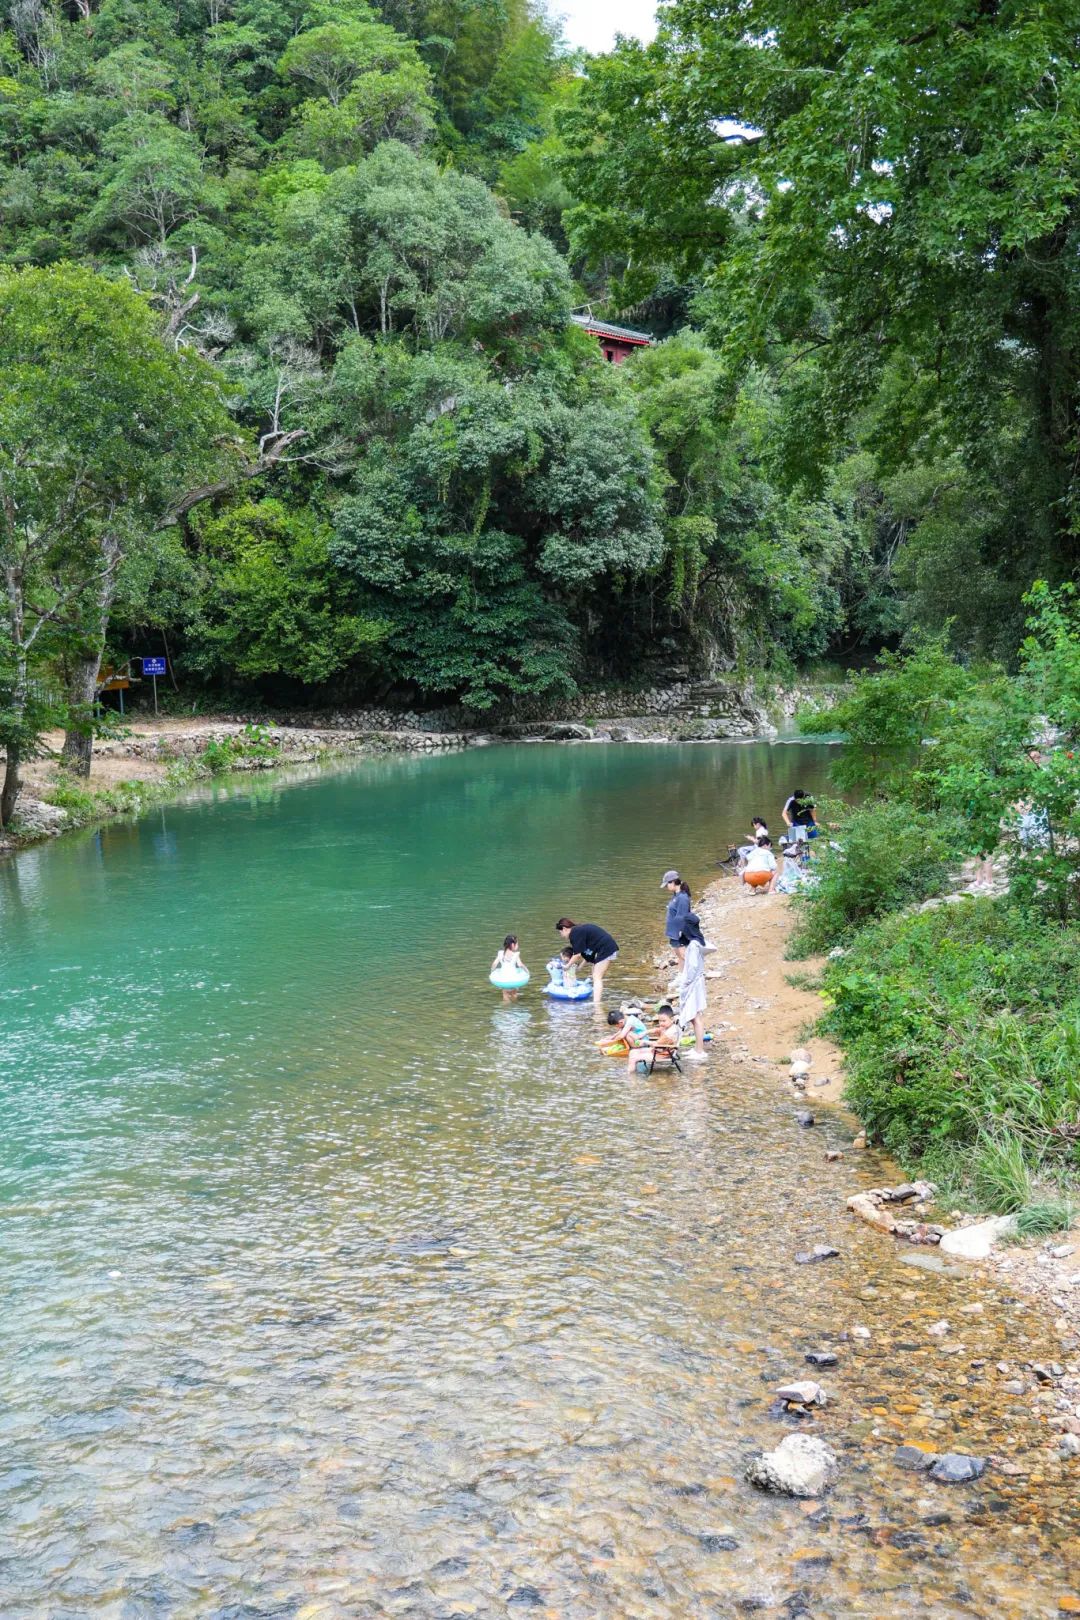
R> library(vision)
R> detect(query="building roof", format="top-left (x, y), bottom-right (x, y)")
top-left (571, 313), bottom-right (653, 346)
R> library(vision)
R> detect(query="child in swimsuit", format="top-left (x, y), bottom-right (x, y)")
top-left (491, 935), bottom-right (527, 976)
top-left (600, 1007), bottom-right (649, 1054)
top-left (491, 934), bottom-right (528, 1001)
top-left (627, 1005), bottom-right (681, 1075)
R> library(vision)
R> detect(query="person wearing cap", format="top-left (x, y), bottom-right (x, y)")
top-left (662, 871), bottom-right (692, 965)
top-left (677, 911), bottom-right (709, 1061)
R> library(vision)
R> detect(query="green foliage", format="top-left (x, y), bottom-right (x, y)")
top-left (561, 2), bottom-right (1080, 651)
top-left (972, 1129), bottom-right (1034, 1217)
top-left (188, 499), bottom-right (387, 689)
top-left (0, 263), bottom-right (231, 817)
top-left (788, 800), bottom-right (961, 954)
top-left (800, 641), bottom-right (989, 797)
top-left (808, 588), bottom-right (1080, 921)
top-left (6, 0), bottom-right (1032, 717)
top-left (281, 17), bottom-right (435, 165)
top-left (822, 902), bottom-right (1080, 1170)
top-left (1013, 1201), bottom-right (1075, 1238)
top-left (627, 334), bottom-right (868, 670)
top-left (44, 773), bottom-right (97, 816)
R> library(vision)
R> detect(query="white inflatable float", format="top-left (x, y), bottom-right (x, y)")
top-left (542, 978), bottom-right (593, 1001)
top-left (489, 965), bottom-right (531, 990)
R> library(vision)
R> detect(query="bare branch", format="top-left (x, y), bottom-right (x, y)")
top-left (158, 428), bottom-right (308, 526)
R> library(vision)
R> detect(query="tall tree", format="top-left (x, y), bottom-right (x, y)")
top-left (0, 265), bottom-right (232, 817)
top-left (561, 1), bottom-right (1080, 555)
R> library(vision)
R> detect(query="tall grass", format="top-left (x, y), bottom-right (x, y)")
top-left (971, 1130), bottom-right (1033, 1215)
top-left (1014, 1202), bottom-right (1075, 1237)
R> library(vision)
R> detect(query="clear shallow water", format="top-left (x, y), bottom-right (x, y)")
top-left (1, 742), bottom-right (1077, 1619)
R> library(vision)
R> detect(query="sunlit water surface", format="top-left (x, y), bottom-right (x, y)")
top-left (1, 743), bottom-right (1077, 1619)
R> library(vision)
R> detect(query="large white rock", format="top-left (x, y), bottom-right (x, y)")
top-left (746, 1433), bottom-right (838, 1497)
top-left (775, 1380), bottom-right (827, 1407)
top-left (939, 1215), bottom-right (1017, 1260)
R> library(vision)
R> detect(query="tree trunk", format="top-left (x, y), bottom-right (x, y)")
top-left (0, 657), bottom-right (27, 831)
top-left (0, 739), bottom-right (20, 830)
top-left (60, 533), bottom-right (122, 778)
top-left (60, 647), bottom-right (103, 777)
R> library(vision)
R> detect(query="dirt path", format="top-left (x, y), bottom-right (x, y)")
top-left (26, 718), bottom-right (246, 793)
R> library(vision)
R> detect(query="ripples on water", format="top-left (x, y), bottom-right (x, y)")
top-left (0, 746), bottom-right (1077, 1617)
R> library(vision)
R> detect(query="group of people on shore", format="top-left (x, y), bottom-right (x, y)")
top-left (489, 786), bottom-right (821, 1074)
top-left (730, 788), bottom-right (821, 895)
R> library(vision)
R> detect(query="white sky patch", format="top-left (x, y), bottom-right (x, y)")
top-left (555, 0), bottom-right (660, 54)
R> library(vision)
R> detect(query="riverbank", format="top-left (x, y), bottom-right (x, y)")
top-left (698, 872), bottom-right (1080, 1421)
top-left (658, 872), bottom-right (845, 1106)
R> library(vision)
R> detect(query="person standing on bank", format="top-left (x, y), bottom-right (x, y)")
top-left (556, 918), bottom-right (618, 1005)
top-left (661, 871), bottom-right (691, 965)
top-left (782, 787), bottom-right (819, 841)
top-left (677, 911), bottom-right (709, 1061)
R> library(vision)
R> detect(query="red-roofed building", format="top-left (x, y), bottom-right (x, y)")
top-left (571, 312), bottom-right (653, 364)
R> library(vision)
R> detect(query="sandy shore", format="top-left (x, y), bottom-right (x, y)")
top-left (659, 872), bottom-right (845, 1106)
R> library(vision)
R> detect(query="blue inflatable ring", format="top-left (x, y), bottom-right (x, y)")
top-left (543, 978), bottom-right (594, 1001)
top-left (490, 966), bottom-right (531, 989)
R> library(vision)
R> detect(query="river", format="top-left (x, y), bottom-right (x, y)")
top-left (1, 742), bottom-right (1077, 1618)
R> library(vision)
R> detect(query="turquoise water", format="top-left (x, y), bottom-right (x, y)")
top-left (1, 743), bottom-right (1077, 1617)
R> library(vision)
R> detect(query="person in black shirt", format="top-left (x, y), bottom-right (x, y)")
top-left (556, 918), bottom-right (618, 1004)
top-left (782, 787), bottom-right (819, 841)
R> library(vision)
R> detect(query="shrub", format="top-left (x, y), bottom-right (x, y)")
top-left (822, 901), bottom-right (1080, 1167)
top-left (788, 800), bottom-right (962, 954)
top-left (44, 776), bottom-right (96, 816)
top-left (199, 737), bottom-right (237, 775)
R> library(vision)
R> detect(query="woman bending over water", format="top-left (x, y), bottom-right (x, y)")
top-left (556, 918), bottom-right (618, 1005)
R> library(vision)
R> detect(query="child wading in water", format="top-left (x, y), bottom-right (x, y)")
top-left (491, 934), bottom-right (528, 1001)
top-left (627, 1004), bottom-right (681, 1074)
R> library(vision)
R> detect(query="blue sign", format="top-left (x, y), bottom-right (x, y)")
top-left (142, 656), bottom-right (167, 676)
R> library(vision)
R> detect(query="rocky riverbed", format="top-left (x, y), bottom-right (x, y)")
top-left (670, 869), bottom-right (1080, 1487)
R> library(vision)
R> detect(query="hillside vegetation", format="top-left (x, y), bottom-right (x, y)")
top-left (2, 1), bottom-right (1078, 820)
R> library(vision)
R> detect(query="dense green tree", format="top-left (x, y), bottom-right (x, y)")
top-left (86, 113), bottom-right (215, 247)
top-left (0, 0), bottom-right (916, 724)
top-left (241, 140), bottom-right (569, 347)
top-left (0, 264), bottom-right (233, 816)
top-left (627, 334), bottom-right (865, 670)
top-left (186, 498), bottom-right (387, 687)
top-left (326, 335), bottom-right (663, 706)
top-left (561, 0), bottom-right (1080, 617)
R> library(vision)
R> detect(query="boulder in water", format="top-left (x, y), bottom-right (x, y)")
top-left (775, 1380), bottom-right (827, 1408)
top-left (928, 1453), bottom-right (987, 1484)
top-left (746, 1434), bottom-right (838, 1497)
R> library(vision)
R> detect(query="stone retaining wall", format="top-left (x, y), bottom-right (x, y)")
top-left (95, 726), bottom-right (474, 763)
top-left (94, 679), bottom-right (842, 763)
top-left (219, 678), bottom-right (761, 735)
top-left (215, 678), bottom-right (841, 737)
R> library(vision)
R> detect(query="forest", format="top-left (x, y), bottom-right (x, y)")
top-left (1, 0), bottom-right (1078, 806)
